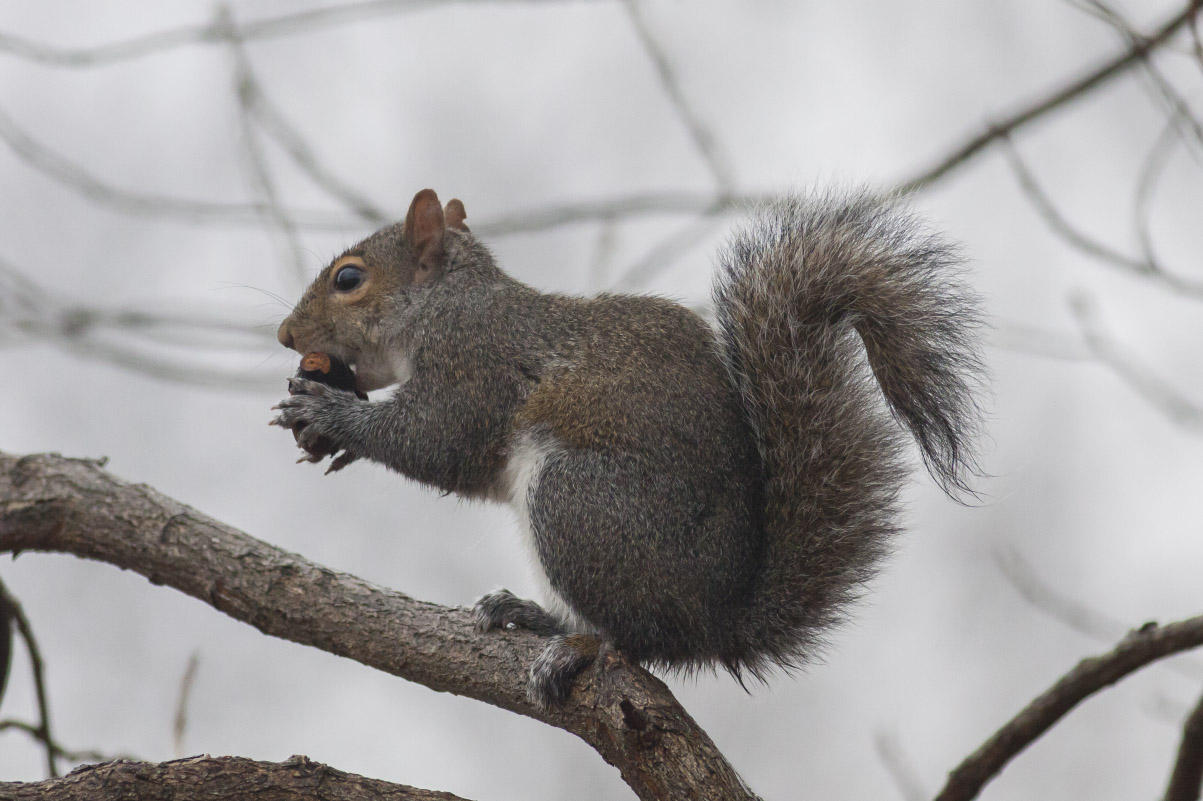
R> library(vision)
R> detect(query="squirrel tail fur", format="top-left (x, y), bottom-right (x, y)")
top-left (713, 188), bottom-right (984, 680)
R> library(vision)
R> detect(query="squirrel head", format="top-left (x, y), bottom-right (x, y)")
top-left (277, 188), bottom-right (471, 392)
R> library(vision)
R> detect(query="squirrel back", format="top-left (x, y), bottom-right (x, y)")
top-left (713, 189), bottom-right (982, 678)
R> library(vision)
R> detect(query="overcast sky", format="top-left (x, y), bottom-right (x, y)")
top-left (1, 2), bottom-right (1202, 799)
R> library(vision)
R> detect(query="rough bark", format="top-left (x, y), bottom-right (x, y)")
top-left (0, 755), bottom-right (468, 801)
top-left (0, 450), bottom-right (754, 801)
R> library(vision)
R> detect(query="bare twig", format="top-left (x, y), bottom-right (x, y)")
top-left (622, 0), bottom-right (736, 191)
top-left (1070, 294), bottom-right (1203, 431)
top-left (0, 579), bottom-right (57, 777)
top-left (0, 103), bottom-right (356, 230)
top-left (0, 581), bottom-right (11, 713)
top-left (994, 545), bottom-right (1126, 642)
top-left (587, 221), bottom-right (620, 288)
top-left (896, 0), bottom-right (1203, 193)
top-left (935, 614), bottom-right (1203, 801)
top-left (995, 546), bottom-right (1203, 681)
top-left (242, 82), bottom-right (390, 226)
top-left (172, 652), bottom-right (200, 758)
top-left (987, 320), bottom-right (1092, 362)
top-left (1164, 687), bottom-right (1203, 801)
top-left (1191, 8), bottom-right (1203, 68)
top-left (1073, 0), bottom-right (1203, 150)
top-left (218, 7), bottom-right (310, 283)
top-left (472, 190), bottom-right (767, 237)
top-left (0, 755), bottom-right (472, 801)
top-left (1001, 140), bottom-right (1149, 276)
top-left (614, 214), bottom-right (725, 290)
top-left (0, 89), bottom-right (761, 234)
top-left (0, 255), bottom-right (281, 391)
top-left (0, 0), bottom-right (607, 68)
top-left (0, 720), bottom-right (137, 766)
top-left (873, 730), bottom-right (926, 801)
top-left (1134, 105), bottom-right (1203, 284)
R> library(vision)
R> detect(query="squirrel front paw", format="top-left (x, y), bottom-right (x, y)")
top-left (271, 378), bottom-right (361, 471)
top-left (472, 589), bottom-right (565, 637)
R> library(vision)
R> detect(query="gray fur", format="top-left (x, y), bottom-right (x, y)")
top-left (274, 187), bottom-right (984, 702)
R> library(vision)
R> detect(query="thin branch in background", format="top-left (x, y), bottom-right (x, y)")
top-left (613, 214), bottom-right (724, 290)
top-left (0, 579), bottom-right (57, 777)
top-left (987, 320), bottom-right (1092, 362)
top-left (587, 221), bottom-right (619, 289)
top-left (0, 255), bottom-right (279, 391)
top-left (1149, 692), bottom-right (1194, 725)
top-left (473, 190), bottom-right (762, 237)
top-left (1191, 7), bottom-right (1203, 68)
top-left (1073, 0), bottom-right (1203, 150)
top-left (896, 0), bottom-right (1203, 193)
top-left (1134, 106), bottom-right (1202, 281)
top-left (935, 614), bottom-right (1203, 801)
top-left (0, 83), bottom-right (756, 235)
top-left (0, 102), bottom-right (355, 231)
top-left (0, 0), bottom-right (606, 68)
top-left (1163, 687), bottom-right (1203, 801)
top-left (218, 7), bottom-right (310, 285)
top-left (243, 80), bottom-right (391, 227)
top-left (872, 730), bottom-right (927, 801)
top-left (0, 584), bottom-right (11, 714)
top-left (1070, 293), bottom-right (1203, 431)
top-left (622, 0), bottom-right (735, 193)
top-left (616, 0), bottom-right (738, 288)
top-left (0, 720), bottom-right (138, 766)
top-left (994, 545), bottom-right (1126, 641)
top-left (1001, 136), bottom-right (1203, 298)
top-left (994, 545), bottom-right (1203, 681)
top-left (172, 652), bottom-right (201, 758)
top-left (1001, 139), bottom-right (1145, 272)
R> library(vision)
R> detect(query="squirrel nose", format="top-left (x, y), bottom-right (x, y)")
top-left (277, 322), bottom-right (295, 351)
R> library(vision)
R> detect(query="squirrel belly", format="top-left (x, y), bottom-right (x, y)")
top-left (273, 186), bottom-right (984, 700)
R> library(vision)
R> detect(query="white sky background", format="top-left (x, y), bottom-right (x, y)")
top-left (1, 1), bottom-right (1202, 799)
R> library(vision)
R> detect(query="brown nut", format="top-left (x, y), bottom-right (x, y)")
top-left (290, 352), bottom-right (365, 462)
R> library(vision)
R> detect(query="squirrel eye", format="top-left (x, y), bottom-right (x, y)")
top-left (333, 264), bottom-right (364, 292)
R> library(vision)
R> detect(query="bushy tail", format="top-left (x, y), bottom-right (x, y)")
top-left (713, 189), bottom-right (984, 679)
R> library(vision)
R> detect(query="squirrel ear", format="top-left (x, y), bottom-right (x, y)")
top-left (444, 198), bottom-right (469, 232)
top-left (404, 189), bottom-right (446, 281)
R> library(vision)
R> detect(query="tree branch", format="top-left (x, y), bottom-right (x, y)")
top-left (934, 615), bottom-right (1203, 801)
top-left (0, 755), bottom-right (471, 801)
top-left (896, 0), bottom-right (1203, 193)
top-left (0, 450), bottom-right (755, 801)
top-left (0, 578), bottom-right (56, 777)
top-left (1163, 686), bottom-right (1203, 801)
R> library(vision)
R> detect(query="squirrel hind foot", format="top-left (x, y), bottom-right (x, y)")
top-left (472, 589), bottom-right (565, 637)
top-left (528, 634), bottom-right (600, 708)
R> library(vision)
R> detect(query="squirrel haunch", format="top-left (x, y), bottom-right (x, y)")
top-left (272, 187), bottom-right (984, 704)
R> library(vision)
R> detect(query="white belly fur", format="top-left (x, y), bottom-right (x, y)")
top-left (499, 431), bottom-right (592, 633)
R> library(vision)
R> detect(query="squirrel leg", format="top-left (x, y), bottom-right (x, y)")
top-left (472, 589), bottom-right (565, 637)
top-left (529, 634), bottom-right (600, 708)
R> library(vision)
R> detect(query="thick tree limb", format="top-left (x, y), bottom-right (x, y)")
top-left (935, 616), bottom-right (1203, 801)
top-left (0, 755), bottom-right (469, 801)
top-left (0, 450), bottom-right (754, 801)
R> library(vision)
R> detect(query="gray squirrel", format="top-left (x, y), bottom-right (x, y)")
top-left (272, 187), bottom-right (983, 706)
